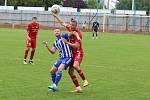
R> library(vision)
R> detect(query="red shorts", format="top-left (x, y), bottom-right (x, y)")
top-left (74, 53), bottom-right (83, 64)
top-left (26, 39), bottom-right (36, 48)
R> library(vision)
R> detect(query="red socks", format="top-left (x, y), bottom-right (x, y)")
top-left (71, 75), bottom-right (80, 87)
top-left (30, 50), bottom-right (35, 60)
top-left (24, 50), bottom-right (29, 59)
top-left (78, 69), bottom-right (86, 81)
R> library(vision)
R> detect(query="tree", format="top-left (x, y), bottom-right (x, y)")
top-left (62, 0), bottom-right (88, 8)
top-left (88, 0), bottom-right (103, 9)
top-left (116, 0), bottom-right (132, 10)
top-left (136, 0), bottom-right (149, 10)
top-left (0, 0), bottom-right (4, 6)
top-left (43, 0), bottom-right (61, 7)
top-left (116, 0), bottom-right (150, 10)
top-left (7, 0), bottom-right (61, 7)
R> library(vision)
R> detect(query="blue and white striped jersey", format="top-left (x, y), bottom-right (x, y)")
top-left (53, 33), bottom-right (72, 58)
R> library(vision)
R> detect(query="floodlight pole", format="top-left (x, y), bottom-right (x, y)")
top-left (107, 0), bottom-right (109, 9)
top-left (132, 0), bottom-right (135, 11)
top-left (102, 0), bottom-right (106, 32)
top-left (4, 0), bottom-right (7, 6)
top-left (132, 0), bottom-right (136, 15)
top-left (96, 0), bottom-right (99, 21)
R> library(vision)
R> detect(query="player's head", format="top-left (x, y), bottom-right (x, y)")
top-left (70, 18), bottom-right (77, 31)
top-left (54, 28), bottom-right (61, 37)
top-left (32, 17), bottom-right (37, 23)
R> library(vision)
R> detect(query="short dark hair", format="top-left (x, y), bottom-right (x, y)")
top-left (32, 17), bottom-right (37, 20)
top-left (71, 19), bottom-right (77, 25)
top-left (71, 18), bottom-right (74, 21)
top-left (54, 28), bottom-right (60, 30)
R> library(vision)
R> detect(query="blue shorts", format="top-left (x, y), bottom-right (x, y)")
top-left (54, 58), bottom-right (72, 69)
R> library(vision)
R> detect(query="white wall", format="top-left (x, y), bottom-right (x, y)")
top-left (18, 6), bottom-right (45, 11)
top-left (48, 7), bottom-right (77, 12)
top-left (0, 6), bottom-right (147, 15)
top-left (0, 6), bottom-right (14, 10)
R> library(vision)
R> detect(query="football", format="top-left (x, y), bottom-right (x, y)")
top-left (51, 4), bottom-right (60, 15)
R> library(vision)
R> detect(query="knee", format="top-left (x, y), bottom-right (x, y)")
top-left (50, 69), bottom-right (55, 74)
top-left (58, 64), bottom-right (64, 72)
top-left (25, 48), bottom-right (30, 51)
top-left (58, 68), bottom-right (63, 72)
top-left (32, 48), bottom-right (35, 52)
top-left (73, 65), bottom-right (80, 71)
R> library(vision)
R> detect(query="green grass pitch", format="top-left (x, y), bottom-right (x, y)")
top-left (0, 28), bottom-right (150, 100)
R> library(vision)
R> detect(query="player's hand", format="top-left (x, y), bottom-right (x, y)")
top-left (43, 41), bottom-right (47, 45)
top-left (26, 39), bottom-right (31, 47)
top-left (43, 41), bottom-right (48, 47)
top-left (62, 38), bottom-right (68, 44)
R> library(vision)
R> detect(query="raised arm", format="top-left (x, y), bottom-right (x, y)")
top-left (67, 42), bottom-right (80, 48)
top-left (62, 38), bottom-right (80, 48)
top-left (43, 41), bottom-right (56, 54)
top-left (51, 12), bottom-right (66, 27)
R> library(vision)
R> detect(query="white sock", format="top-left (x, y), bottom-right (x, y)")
top-left (76, 86), bottom-right (81, 90)
top-left (53, 83), bottom-right (57, 87)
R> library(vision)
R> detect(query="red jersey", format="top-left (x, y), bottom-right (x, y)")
top-left (27, 22), bottom-right (39, 39)
top-left (65, 23), bottom-right (83, 55)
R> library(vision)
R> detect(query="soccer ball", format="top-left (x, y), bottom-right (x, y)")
top-left (51, 4), bottom-right (60, 15)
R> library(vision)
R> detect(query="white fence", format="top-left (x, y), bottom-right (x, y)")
top-left (0, 6), bottom-right (147, 15)
top-left (0, 6), bottom-right (149, 32)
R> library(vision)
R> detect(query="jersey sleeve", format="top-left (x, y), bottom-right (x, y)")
top-left (26, 24), bottom-right (30, 32)
top-left (62, 23), bottom-right (72, 32)
top-left (62, 22), bottom-right (67, 27)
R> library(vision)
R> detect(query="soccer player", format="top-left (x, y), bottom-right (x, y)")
top-left (43, 29), bottom-right (72, 91)
top-left (23, 17), bottom-right (39, 65)
top-left (51, 12), bottom-right (89, 93)
top-left (82, 21), bottom-right (87, 30)
top-left (92, 21), bottom-right (99, 39)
